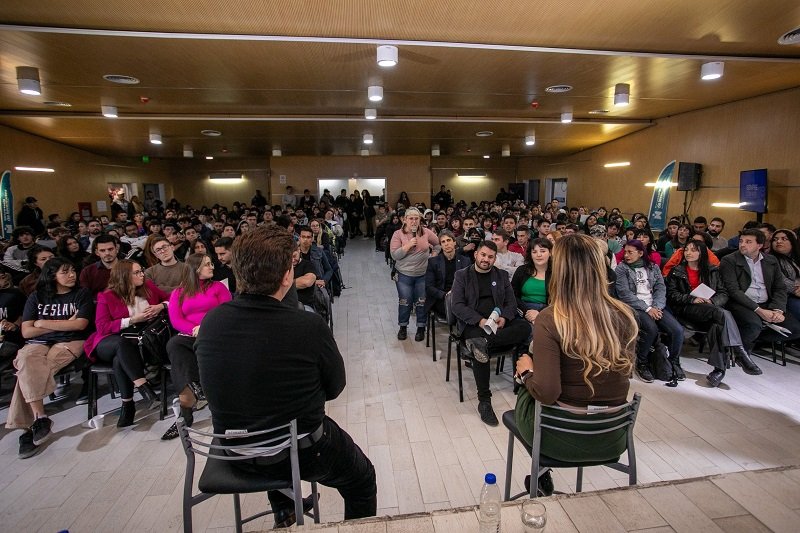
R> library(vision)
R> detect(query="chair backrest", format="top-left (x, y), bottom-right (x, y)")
top-left (444, 290), bottom-right (457, 327)
top-left (531, 392), bottom-right (642, 466)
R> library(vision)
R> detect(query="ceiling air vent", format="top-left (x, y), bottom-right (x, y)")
top-left (475, 131), bottom-right (494, 137)
top-left (43, 101), bottom-right (72, 107)
top-left (588, 109), bottom-right (609, 115)
top-left (545, 85), bottom-right (573, 93)
top-left (103, 74), bottom-right (140, 84)
top-left (778, 26), bottom-right (800, 45)
top-left (201, 129), bottom-right (222, 137)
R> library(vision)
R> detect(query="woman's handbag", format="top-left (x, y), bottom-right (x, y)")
top-left (120, 312), bottom-right (174, 366)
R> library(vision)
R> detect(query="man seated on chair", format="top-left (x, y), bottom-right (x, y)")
top-left (195, 225), bottom-right (376, 528)
top-left (451, 240), bottom-right (529, 426)
top-left (425, 230), bottom-right (472, 320)
top-left (491, 229), bottom-right (524, 281)
top-left (720, 228), bottom-right (800, 373)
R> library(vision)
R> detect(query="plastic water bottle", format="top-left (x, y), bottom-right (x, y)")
top-left (479, 472), bottom-right (501, 533)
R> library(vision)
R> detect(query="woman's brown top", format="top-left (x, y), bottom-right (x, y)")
top-left (524, 306), bottom-right (631, 407)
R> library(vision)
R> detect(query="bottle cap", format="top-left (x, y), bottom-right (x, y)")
top-left (485, 473), bottom-right (496, 484)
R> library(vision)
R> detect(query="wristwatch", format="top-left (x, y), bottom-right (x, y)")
top-left (518, 369), bottom-right (533, 384)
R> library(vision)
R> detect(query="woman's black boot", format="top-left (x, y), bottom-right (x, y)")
top-left (117, 401), bottom-right (136, 427)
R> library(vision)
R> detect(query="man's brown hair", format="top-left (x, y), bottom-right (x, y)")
top-left (231, 225), bottom-right (294, 295)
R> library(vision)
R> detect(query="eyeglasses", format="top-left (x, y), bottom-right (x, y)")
top-left (153, 245), bottom-right (171, 253)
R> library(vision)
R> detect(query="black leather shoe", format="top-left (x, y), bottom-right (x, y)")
top-left (733, 348), bottom-right (762, 375)
top-left (397, 326), bottom-right (407, 340)
top-left (117, 401), bottom-right (136, 427)
top-left (136, 383), bottom-right (160, 409)
top-left (273, 494), bottom-right (317, 528)
top-left (414, 327), bottom-right (425, 342)
top-left (706, 368), bottom-right (725, 388)
top-left (478, 400), bottom-right (499, 426)
top-left (671, 361), bottom-right (686, 381)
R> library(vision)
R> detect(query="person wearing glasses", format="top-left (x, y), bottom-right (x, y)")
top-left (84, 260), bottom-right (169, 427)
top-left (145, 236), bottom-right (191, 295)
top-left (161, 253), bottom-right (231, 440)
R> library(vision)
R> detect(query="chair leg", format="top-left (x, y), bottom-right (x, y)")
top-left (781, 342), bottom-right (787, 366)
top-left (311, 482), bottom-right (320, 523)
top-left (445, 335), bottom-right (452, 382)
top-left (772, 342), bottom-right (777, 364)
top-left (160, 367), bottom-right (168, 420)
top-left (88, 372), bottom-right (97, 420)
top-left (233, 494), bottom-right (243, 533)
top-left (109, 375), bottom-right (118, 399)
top-left (576, 467), bottom-right (583, 493)
top-left (457, 344), bottom-right (464, 403)
top-left (426, 314), bottom-right (431, 348)
top-left (496, 355), bottom-right (503, 375)
top-left (431, 319), bottom-right (437, 362)
top-left (504, 431), bottom-right (514, 501)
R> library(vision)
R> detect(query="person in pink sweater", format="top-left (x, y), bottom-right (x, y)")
top-left (161, 253), bottom-right (231, 440)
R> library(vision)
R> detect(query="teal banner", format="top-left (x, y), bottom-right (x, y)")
top-left (647, 161), bottom-right (676, 232)
top-left (0, 170), bottom-right (13, 239)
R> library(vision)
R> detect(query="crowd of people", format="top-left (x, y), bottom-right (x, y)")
top-left (1, 184), bottom-right (799, 520)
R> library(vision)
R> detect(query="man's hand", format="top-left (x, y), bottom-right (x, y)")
top-left (647, 307), bottom-right (663, 320)
top-left (315, 280), bottom-right (326, 288)
top-left (0, 319), bottom-right (17, 331)
top-left (755, 307), bottom-right (774, 322)
top-left (771, 309), bottom-right (785, 323)
top-left (478, 318), bottom-right (488, 330)
top-left (524, 309), bottom-right (539, 323)
top-left (496, 316), bottom-right (506, 329)
top-left (692, 297), bottom-right (712, 305)
top-left (462, 242), bottom-right (475, 252)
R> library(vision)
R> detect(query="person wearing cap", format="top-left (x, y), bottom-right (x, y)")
top-left (16, 197), bottom-right (45, 236)
top-left (3, 227), bottom-right (37, 272)
top-left (390, 207), bottom-right (441, 341)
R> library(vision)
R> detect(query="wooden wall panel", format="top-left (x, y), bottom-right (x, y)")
top-left (518, 87), bottom-right (800, 231)
top-left (0, 125), bottom-right (170, 221)
top-left (166, 159), bottom-right (270, 210)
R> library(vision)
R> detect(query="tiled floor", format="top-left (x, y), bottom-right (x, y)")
top-left (2, 238), bottom-right (800, 532)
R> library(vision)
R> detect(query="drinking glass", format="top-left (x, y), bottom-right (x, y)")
top-left (521, 499), bottom-right (547, 530)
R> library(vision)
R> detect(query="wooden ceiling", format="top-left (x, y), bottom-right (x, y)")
top-left (1, 1), bottom-right (799, 159)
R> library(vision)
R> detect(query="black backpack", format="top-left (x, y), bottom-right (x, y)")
top-left (648, 341), bottom-right (674, 381)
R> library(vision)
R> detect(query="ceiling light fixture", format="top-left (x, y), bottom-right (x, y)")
top-left (701, 61), bottom-right (724, 80)
top-left (361, 149), bottom-right (370, 156)
top-left (431, 144), bottom-right (440, 157)
top-left (525, 135), bottom-right (535, 146)
top-left (711, 202), bottom-right (745, 208)
top-left (149, 133), bottom-right (162, 145)
top-left (101, 105), bottom-right (118, 118)
top-left (16, 66), bottom-right (41, 96)
top-left (14, 166), bottom-right (54, 172)
top-left (644, 182), bottom-right (678, 188)
top-left (365, 108), bottom-right (377, 120)
top-left (483, 154), bottom-right (490, 159)
top-left (201, 129), bottom-right (222, 137)
top-left (604, 161), bottom-right (631, 168)
top-left (272, 149), bottom-right (282, 157)
top-left (209, 173), bottom-right (243, 183)
top-left (367, 85), bottom-right (383, 102)
top-left (561, 112), bottom-right (573, 123)
top-left (103, 74), bottom-right (140, 85)
top-left (183, 145), bottom-right (193, 158)
top-left (377, 45), bottom-right (398, 67)
top-left (363, 133), bottom-right (374, 145)
top-left (614, 83), bottom-right (630, 106)
top-left (457, 174), bottom-right (487, 179)
top-left (501, 144), bottom-right (511, 157)
top-left (205, 156), bottom-right (214, 160)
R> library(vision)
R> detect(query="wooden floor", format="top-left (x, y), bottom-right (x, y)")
top-left (2, 238), bottom-right (800, 532)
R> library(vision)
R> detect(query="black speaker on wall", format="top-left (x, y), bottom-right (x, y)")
top-left (677, 162), bottom-right (702, 191)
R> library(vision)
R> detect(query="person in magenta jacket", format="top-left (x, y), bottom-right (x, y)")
top-left (161, 253), bottom-right (231, 440)
top-left (84, 260), bottom-right (169, 427)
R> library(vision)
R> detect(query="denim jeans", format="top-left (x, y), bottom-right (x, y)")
top-left (634, 308), bottom-right (684, 364)
top-left (396, 273), bottom-right (426, 327)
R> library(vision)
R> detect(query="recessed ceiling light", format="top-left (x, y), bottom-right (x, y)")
top-left (14, 166), bottom-right (54, 172)
top-left (16, 66), bottom-right (41, 96)
top-left (525, 135), bottom-right (535, 146)
top-left (701, 61), bottom-right (724, 80)
top-left (272, 149), bottom-right (282, 157)
top-left (43, 101), bottom-right (72, 107)
top-left (201, 129), bottom-right (222, 137)
top-left (778, 26), bottom-right (800, 45)
top-left (431, 144), bottom-right (441, 157)
top-left (205, 156), bottom-right (214, 160)
top-left (101, 105), bottom-right (118, 118)
top-left (475, 131), bottom-right (494, 137)
top-left (545, 85), bottom-right (573, 93)
top-left (501, 144), bottom-right (511, 157)
top-left (363, 133), bottom-right (374, 145)
top-left (561, 112), bottom-right (573, 123)
top-left (377, 45), bottom-right (398, 67)
top-left (483, 154), bottom-right (490, 159)
top-left (149, 133), bottom-right (162, 145)
top-left (183, 145), bottom-right (193, 158)
top-left (365, 108), bottom-right (377, 120)
top-left (588, 109), bottom-right (609, 115)
top-left (604, 161), bottom-right (631, 168)
top-left (102, 74), bottom-right (140, 85)
top-left (614, 83), bottom-right (630, 106)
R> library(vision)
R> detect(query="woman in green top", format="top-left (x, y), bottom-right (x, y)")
top-left (512, 237), bottom-right (552, 335)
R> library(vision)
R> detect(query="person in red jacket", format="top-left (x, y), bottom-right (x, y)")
top-left (84, 260), bottom-right (169, 427)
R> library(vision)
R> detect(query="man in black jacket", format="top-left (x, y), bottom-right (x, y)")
top-left (195, 226), bottom-right (376, 526)
top-left (451, 240), bottom-right (528, 426)
top-left (425, 230), bottom-right (471, 318)
top-left (719, 229), bottom-right (800, 385)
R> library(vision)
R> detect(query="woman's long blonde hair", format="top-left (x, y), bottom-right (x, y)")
top-left (548, 234), bottom-right (637, 394)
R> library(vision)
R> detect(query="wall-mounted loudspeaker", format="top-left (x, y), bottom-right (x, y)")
top-left (677, 162), bottom-right (702, 191)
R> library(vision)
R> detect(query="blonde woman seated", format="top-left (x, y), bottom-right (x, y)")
top-left (514, 234), bottom-right (638, 495)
